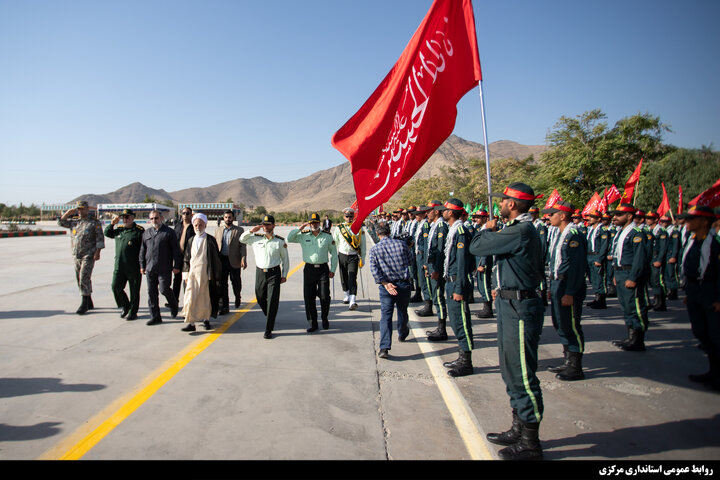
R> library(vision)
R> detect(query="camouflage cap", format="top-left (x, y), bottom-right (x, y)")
top-left (76, 200), bottom-right (89, 209)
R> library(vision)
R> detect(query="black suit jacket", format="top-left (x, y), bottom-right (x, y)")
top-left (140, 224), bottom-right (182, 274)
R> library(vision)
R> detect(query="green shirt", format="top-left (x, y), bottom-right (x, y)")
top-left (239, 230), bottom-right (290, 276)
top-left (104, 222), bottom-right (144, 270)
top-left (287, 228), bottom-right (338, 272)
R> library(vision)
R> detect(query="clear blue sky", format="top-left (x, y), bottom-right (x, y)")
top-left (1, 0), bottom-right (718, 206)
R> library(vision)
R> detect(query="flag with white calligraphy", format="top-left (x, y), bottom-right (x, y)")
top-left (331, 0), bottom-right (482, 233)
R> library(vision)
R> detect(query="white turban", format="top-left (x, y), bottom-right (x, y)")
top-left (191, 213), bottom-right (208, 225)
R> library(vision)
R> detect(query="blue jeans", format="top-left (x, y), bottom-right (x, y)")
top-left (378, 280), bottom-right (411, 349)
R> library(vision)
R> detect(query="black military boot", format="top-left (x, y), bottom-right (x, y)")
top-left (588, 293), bottom-right (607, 309)
top-left (76, 296), bottom-right (90, 315)
top-left (87, 296), bottom-right (94, 309)
top-left (498, 421), bottom-right (543, 460)
top-left (619, 328), bottom-right (646, 352)
top-left (556, 351), bottom-right (585, 381)
top-left (443, 348), bottom-right (464, 368)
top-left (547, 345), bottom-right (569, 373)
top-left (409, 287), bottom-right (423, 303)
top-left (427, 319), bottom-right (448, 341)
top-left (587, 293), bottom-right (600, 308)
top-left (475, 301), bottom-right (493, 319)
top-left (667, 288), bottom-right (678, 300)
top-left (612, 326), bottom-right (633, 348)
top-left (415, 300), bottom-right (434, 317)
top-left (487, 410), bottom-right (522, 446)
top-left (606, 284), bottom-right (617, 298)
top-left (653, 293), bottom-right (667, 312)
top-left (447, 351), bottom-right (473, 377)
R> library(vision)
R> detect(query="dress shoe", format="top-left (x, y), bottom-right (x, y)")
top-left (235, 297), bottom-right (241, 308)
top-left (76, 296), bottom-right (90, 315)
top-left (170, 304), bottom-right (178, 318)
top-left (120, 305), bottom-right (130, 318)
top-left (203, 320), bottom-right (212, 330)
top-left (322, 319), bottom-right (329, 330)
top-left (181, 323), bottom-right (196, 332)
top-left (126, 313), bottom-right (138, 321)
top-left (398, 334), bottom-right (408, 342)
top-left (264, 331), bottom-right (272, 339)
top-left (378, 348), bottom-right (389, 359)
top-left (146, 318), bottom-right (162, 326)
top-left (487, 410), bottom-right (522, 446)
top-left (87, 296), bottom-right (94, 309)
top-left (307, 321), bottom-right (318, 333)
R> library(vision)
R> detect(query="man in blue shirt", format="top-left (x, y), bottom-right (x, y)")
top-left (369, 223), bottom-right (414, 359)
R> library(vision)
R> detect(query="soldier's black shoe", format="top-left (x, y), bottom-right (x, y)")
top-left (619, 329), bottom-right (646, 352)
top-left (322, 319), bottom-right (329, 330)
top-left (588, 294), bottom-right (607, 309)
top-left (170, 304), bottom-right (179, 318)
top-left (427, 322), bottom-right (448, 342)
top-left (475, 302), bottom-right (493, 318)
top-left (76, 296), bottom-right (90, 315)
top-left (235, 297), bottom-right (241, 308)
top-left (498, 421), bottom-right (543, 460)
top-left (121, 305), bottom-right (130, 318)
top-left (443, 349), bottom-right (463, 368)
top-left (203, 320), bottom-right (212, 330)
top-left (415, 300), bottom-right (434, 317)
top-left (447, 351), bottom-right (473, 377)
top-left (87, 296), bottom-right (94, 309)
top-left (264, 331), bottom-right (272, 339)
top-left (409, 289), bottom-right (423, 303)
top-left (487, 410), bottom-right (522, 446)
top-left (126, 313), bottom-right (138, 321)
top-left (667, 289), bottom-right (678, 300)
top-left (653, 294), bottom-right (667, 311)
top-left (556, 352), bottom-right (585, 381)
top-left (612, 326), bottom-right (633, 347)
top-left (606, 285), bottom-right (617, 298)
top-left (181, 323), bottom-right (196, 332)
top-left (307, 321), bottom-right (318, 333)
top-left (146, 318), bottom-right (162, 325)
top-left (547, 346), bottom-right (569, 373)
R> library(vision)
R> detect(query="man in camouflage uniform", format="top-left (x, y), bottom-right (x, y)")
top-left (104, 208), bottom-right (144, 320)
top-left (58, 200), bottom-right (105, 314)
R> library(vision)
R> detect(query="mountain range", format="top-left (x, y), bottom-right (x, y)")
top-left (72, 135), bottom-right (546, 212)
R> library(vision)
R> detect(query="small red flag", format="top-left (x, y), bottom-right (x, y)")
top-left (605, 184), bottom-right (622, 205)
top-left (332, 0), bottom-right (482, 233)
top-left (582, 192), bottom-right (602, 215)
top-left (689, 178), bottom-right (720, 208)
top-left (657, 182), bottom-right (671, 217)
top-left (620, 158), bottom-right (643, 204)
top-left (678, 185), bottom-right (683, 214)
top-left (543, 189), bottom-right (561, 209)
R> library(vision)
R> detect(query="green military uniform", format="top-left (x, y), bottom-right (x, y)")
top-left (240, 215), bottom-right (290, 337)
top-left (104, 211), bottom-right (144, 319)
top-left (586, 213), bottom-right (610, 308)
top-left (610, 205), bottom-right (650, 351)
top-left (649, 217), bottom-right (669, 311)
top-left (288, 213), bottom-right (338, 331)
top-left (469, 182), bottom-right (545, 461)
top-left (425, 209), bottom-right (449, 340)
top-left (664, 222), bottom-right (682, 298)
top-left (58, 201), bottom-right (105, 314)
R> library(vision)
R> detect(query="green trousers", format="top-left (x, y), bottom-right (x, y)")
top-left (446, 279), bottom-right (474, 351)
top-left (112, 267), bottom-right (142, 316)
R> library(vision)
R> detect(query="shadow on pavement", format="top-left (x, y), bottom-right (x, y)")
top-left (0, 377), bottom-right (106, 398)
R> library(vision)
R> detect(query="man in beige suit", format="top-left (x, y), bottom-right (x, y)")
top-left (215, 210), bottom-right (247, 314)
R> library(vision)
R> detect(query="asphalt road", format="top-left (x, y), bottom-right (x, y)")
top-left (1, 223), bottom-right (719, 467)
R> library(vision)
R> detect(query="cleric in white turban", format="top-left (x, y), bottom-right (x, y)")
top-left (180, 213), bottom-right (223, 332)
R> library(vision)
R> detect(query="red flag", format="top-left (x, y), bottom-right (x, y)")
top-left (543, 189), bottom-right (561, 209)
top-left (331, 0), bottom-right (482, 233)
top-left (619, 158), bottom-right (643, 204)
top-left (689, 178), bottom-right (720, 208)
top-left (582, 192), bottom-right (602, 215)
top-left (678, 185), bottom-right (683, 214)
top-left (657, 182), bottom-right (671, 217)
top-left (598, 187), bottom-right (609, 213)
top-left (350, 200), bottom-right (358, 211)
top-left (605, 184), bottom-right (622, 205)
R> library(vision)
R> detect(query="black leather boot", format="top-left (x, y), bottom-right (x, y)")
top-left (443, 348), bottom-right (463, 368)
top-left (619, 328), bottom-right (646, 351)
top-left (475, 301), bottom-right (493, 319)
top-left (76, 296), bottom-right (90, 315)
top-left (653, 293), bottom-right (667, 311)
top-left (409, 287), bottom-right (423, 303)
top-left (87, 296), bottom-right (94, 309)
top-left (589, 293), bottom-right (606, 309)
top-left (427, 319), bottom-right (448, 341)
top-left (487, 410), bottom-right (522, 446)
top-left (415, 300), bottom-right (434, 317)
top-left (667, 288), bottom-right (678, 300)
top-left (498, 421), bottom-right (543, 460)
top-left (587, 293), bottom-right (600, 308)
top-left (447, 350), bottom-right (473, 377)
top-left (612, 326), bottom-right (633, 347)
top-left (556, 351), bottom-right (585, 381)
top-left (606, 284), bottom-right (617, 297)
top-left (547, 345), bottom-right (569, 373)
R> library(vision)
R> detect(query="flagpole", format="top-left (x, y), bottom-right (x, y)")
top-left (478, 80), bottom-right (493, 220)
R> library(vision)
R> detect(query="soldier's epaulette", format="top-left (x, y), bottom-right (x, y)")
top-left (457, 225), bottom-right (465, 234)
top-left (569, 227), bottom-right (579, 235)
top-left (275, 235), bottom-right (284, 240)
top-left (137, 225), bottom-right (144, 231)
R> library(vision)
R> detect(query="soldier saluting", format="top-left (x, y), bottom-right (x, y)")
top-left (58, 200), bottom-right (105, 315)
top-left (104, 208), bottom-right (144, 320)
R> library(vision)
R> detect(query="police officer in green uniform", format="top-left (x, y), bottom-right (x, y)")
top-left (586, 209), bottom-right (610, 309)
top-left (663, 215), bottom-right (681, 300)
top-left (288, 213), bottom-right (338, 332)
top-left (435, 199), bottom-right (475, 377)
top-left (469, 182), bottom-right (545, 460)
top-left (58, 200), bottom-right (105, 315)
top-left (529, 206), bottom-right (549, 307)
top-left (680, 205), bottom-right (720, 391)
top-left (240, 215), bottom-right (290, 339)
top-left (543, 200), bottom-right (588, 381)
top-left (610, 203), bottom-right (650, 351)
top-left (602, 213), bottom-right (618, 297)
top-left (424, 201), bottom-right (449, 341)
top-left (104, 209), bottom-right (144, 320)
top-left (415, 202), bottom-right (440, 318)
top-left (646, 212), bottom-right (669, 311)
top-left (473, 210), bottom-right (494, 319)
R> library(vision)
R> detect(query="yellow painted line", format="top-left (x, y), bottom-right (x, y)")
top-left (408, 318), bottom-right (495, 460)
top-left (39, 261), bottom-right (305, 460)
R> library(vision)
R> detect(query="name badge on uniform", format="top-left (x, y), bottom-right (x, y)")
top-left (633, 236), bottom-right (642, 243)
top-left (569, 241), bottom-right (579, 247)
